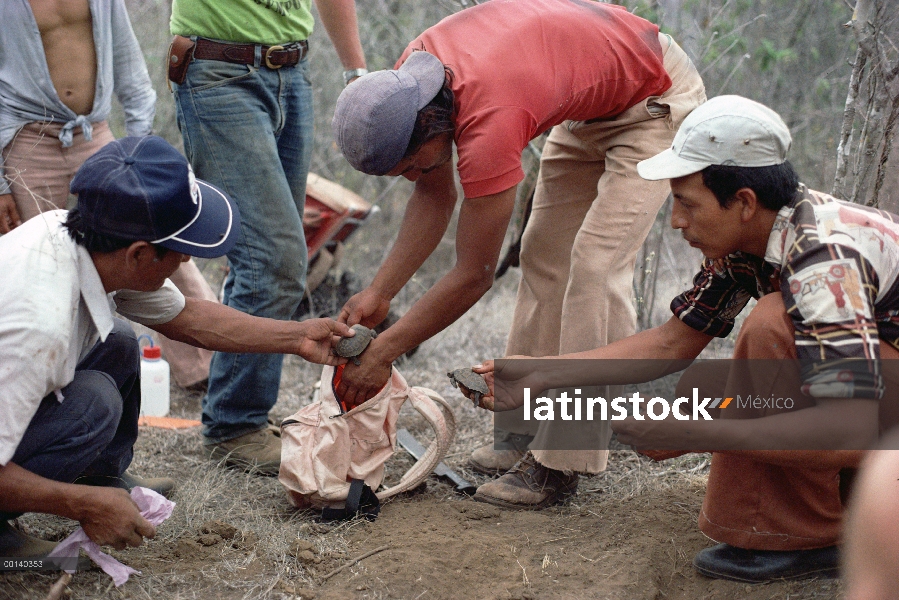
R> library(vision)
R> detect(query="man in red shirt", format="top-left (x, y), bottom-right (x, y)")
top-left (332, 0), bottom-right (705, 508)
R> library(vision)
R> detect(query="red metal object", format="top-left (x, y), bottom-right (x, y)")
top-left (304, 173), bottom-right (377, 261)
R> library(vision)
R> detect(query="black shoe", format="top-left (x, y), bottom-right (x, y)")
top-left (0, 521), bottom-right (91, 571)
top-left (0, 521), bottom-right (58, 558)
top-left (693, 543), bottom-right (839, 583)
top-left (206, 427), bottom-right (281, 476)
top-left (75, 470), bottom-right (176, 499)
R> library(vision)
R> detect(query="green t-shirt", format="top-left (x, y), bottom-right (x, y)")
top-left (171, 0), bottom-right (314, 45)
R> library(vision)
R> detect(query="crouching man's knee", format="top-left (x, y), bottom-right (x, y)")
top-left (733, 293), bottom-right (796, 360)
top-left (11, 371), bottom-right (123, 482)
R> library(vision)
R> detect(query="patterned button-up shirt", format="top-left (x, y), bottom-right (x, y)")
top-left (671, 185), bottom-right (899, 398)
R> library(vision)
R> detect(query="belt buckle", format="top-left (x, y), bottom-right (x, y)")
top-left (264, 45), bottom-right (285, 69)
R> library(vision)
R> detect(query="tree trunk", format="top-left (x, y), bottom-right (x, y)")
top-left (834, 0), bottom-right (899, 207)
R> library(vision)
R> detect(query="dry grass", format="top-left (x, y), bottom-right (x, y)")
top-left (1, 258), bottom-right (842, 599)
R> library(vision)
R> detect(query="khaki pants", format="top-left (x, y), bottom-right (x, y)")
top-left (3, 121), bottom-right (117, 220)
top-left (503, 35), bottom-right (706, 473)
top-left (2, 122), bottom-right (214, 387)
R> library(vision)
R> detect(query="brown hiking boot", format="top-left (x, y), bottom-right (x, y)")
top-left (468, 432), bottom-right (533, 476)
top-left (473, 452), bottom-right (578, 509)
top-left (469, 446), bottom-right (526, 476)
top-left (207, 427), bottom-right (281, 476)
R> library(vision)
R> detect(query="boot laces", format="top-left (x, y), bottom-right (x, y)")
top-left (508, 452), bottom-right (555, 493)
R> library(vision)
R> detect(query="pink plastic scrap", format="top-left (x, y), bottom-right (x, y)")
top-left (47, 486), bottom-right (176, 586)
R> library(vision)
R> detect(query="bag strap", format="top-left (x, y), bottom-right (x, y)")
top-left (320, 479), bottom-right (380, 522)
top-left (376, 387), bottom-right (456, 501)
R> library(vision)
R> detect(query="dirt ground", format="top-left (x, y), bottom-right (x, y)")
top-left (0, 446), bottom-right (840, 600)
top-left (0, 271), bottom-right (843, 600)
top-left (0, 427), bottom-right (843, 600)
top-left (312, 487), bottom-right (841, 600)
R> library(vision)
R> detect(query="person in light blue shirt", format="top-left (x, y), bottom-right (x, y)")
top-left (0, 0), bottom-right (221, 392)
top-left (0, 0), bottom-right (155, 229)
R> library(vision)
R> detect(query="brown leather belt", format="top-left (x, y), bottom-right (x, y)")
top-left (192, 37), bottom-right (308, 69)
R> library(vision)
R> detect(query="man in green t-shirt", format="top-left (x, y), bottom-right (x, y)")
top-left (169, 0), bottom-right (366, 474)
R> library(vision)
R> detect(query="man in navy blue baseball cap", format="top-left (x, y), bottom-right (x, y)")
top-left (70, 135), bottom-right (239, 258)
top-left (0, 136), bottom-right (354, 562)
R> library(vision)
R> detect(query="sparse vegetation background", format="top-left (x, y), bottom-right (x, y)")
top-left (3, 1), bottom-right (897, 598)
top-left (109, 0), bottom-right (899, 323)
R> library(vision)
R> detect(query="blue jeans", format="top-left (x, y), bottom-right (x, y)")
top-left (2, 320), bottom-right (140, 519)
top-left (174, 54), bottom-right (314, 443)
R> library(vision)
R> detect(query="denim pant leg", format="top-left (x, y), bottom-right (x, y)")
top-left (7, 320), bottom-right (140, 492)
top-left (174, 58), bottom-right (314, 442)
top-left (76, 319), bottom-right (141, 477)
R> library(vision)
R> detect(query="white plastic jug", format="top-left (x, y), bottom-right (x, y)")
top-left (139, 336), bottom-right (170, 417)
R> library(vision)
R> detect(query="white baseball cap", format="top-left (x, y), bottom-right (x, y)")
top-left (637, 95), bottom-right (792, 180)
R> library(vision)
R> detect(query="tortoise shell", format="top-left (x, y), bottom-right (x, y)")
top-left (447, 367), bottom-right (489, 397)
top-left (335, 324), bottom-right (378, 358)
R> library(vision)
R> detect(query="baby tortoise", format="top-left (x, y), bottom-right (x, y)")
top-left (335, 324), bottom-right (378, 365)
top-left (447, 367), bottom-right (490, 407)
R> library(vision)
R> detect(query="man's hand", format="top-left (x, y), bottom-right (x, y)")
top-left (152, 300), bottom-right (358, 362)
top-left (0, 463), bottom-right (153, 550)
top-left (339, 287), bottom-right (391, 328)
top-left (0, 194), bottom-right (22, 233)
top-left (73, 486), bottom-right (156, 550)
top-left (334, 350), bottom-right (392, 407)
top-left (470, 357), bottom-right (542, 412)
top-left (296, 318), bottom-right (354, 365)
top-left (470, 361), bottom-right (497, 410)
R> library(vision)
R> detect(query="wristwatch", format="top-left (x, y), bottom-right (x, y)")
top-left (343, 68), bottom-right (369, 86)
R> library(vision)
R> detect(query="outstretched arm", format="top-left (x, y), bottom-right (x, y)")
top-left (375, 185), bottom-right (516, 349)
top-left (337, 164), bottom-right (518, 405)
top-left (472, 317), bottom-right (713, 410)
top-left (339, 161), bottom-right (459, 329)
top-left (152, 297), bottom-right (354, 365)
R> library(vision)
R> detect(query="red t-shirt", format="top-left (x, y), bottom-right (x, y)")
top-left (396, 0), bottom-right (672, 199)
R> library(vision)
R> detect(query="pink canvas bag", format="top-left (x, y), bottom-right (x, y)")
top-left (279, 365), bottom-right (455, 516)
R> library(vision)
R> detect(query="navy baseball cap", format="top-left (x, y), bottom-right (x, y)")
top-left (70, 136), bottom-right (240, 258)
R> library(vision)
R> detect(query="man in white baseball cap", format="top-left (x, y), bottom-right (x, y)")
top-left (470, 95), bottom-right (899, 582)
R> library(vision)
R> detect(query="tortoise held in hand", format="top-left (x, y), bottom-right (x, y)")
top-left (335, 324), bottom-right (378, 365)
top-left (447, 367), bottom-right (490, 407)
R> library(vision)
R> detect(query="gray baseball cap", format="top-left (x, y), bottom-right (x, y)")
top-left (637, 95), bottom-right (792, 180)
top-left (332, 51), bottom-right (446, 176)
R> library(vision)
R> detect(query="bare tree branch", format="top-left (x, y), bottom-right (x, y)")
top-left (871, 95), bottom-right (899, 206)
top-left (834, 0), bottom-right (899, 207)
top-left (833, 49), bottom-right (866, 199)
